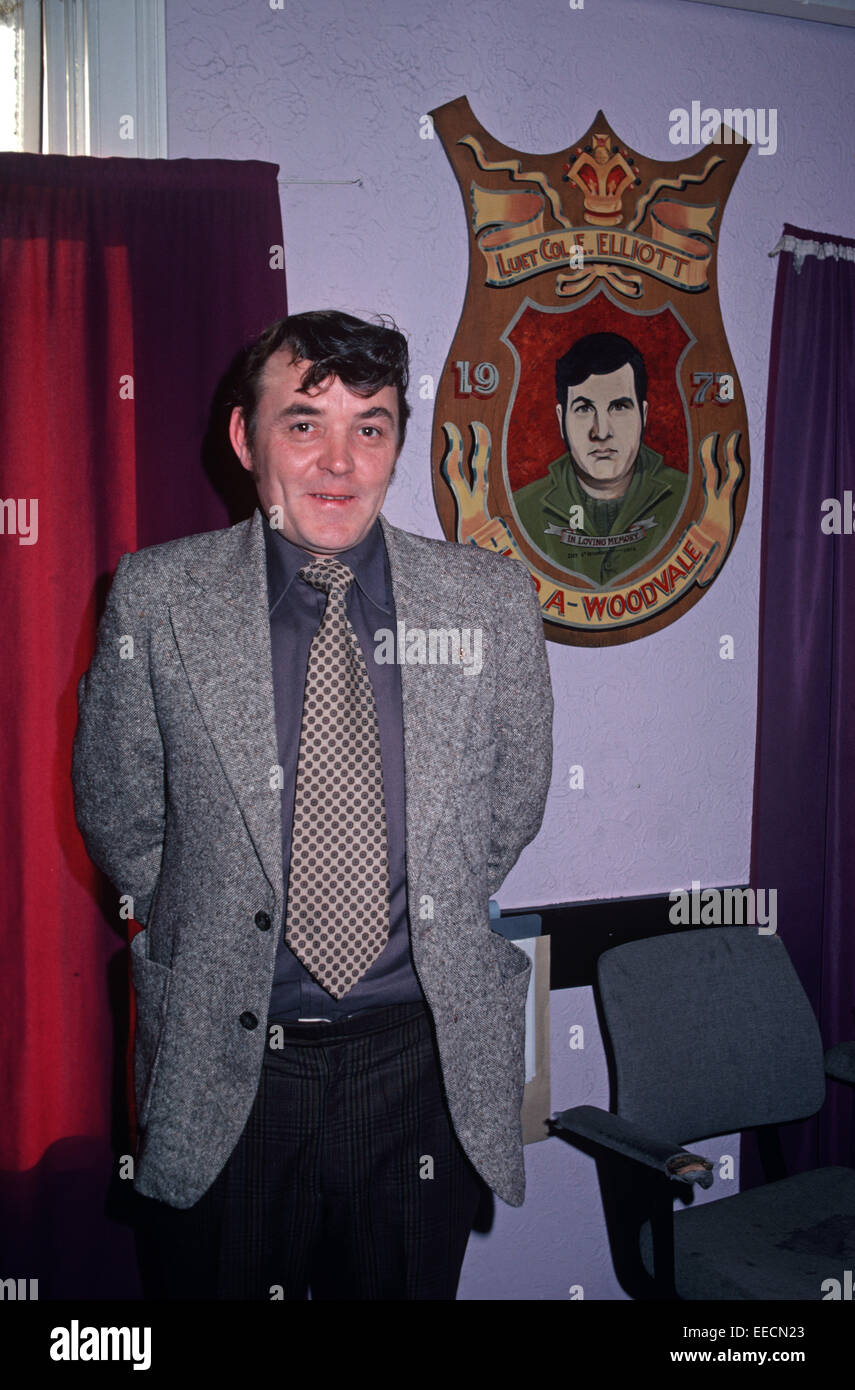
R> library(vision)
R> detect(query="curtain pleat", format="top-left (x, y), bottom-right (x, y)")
top-left (746, 222), bottom-right (855, 1185)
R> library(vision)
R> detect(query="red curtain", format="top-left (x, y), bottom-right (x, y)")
top-left (0, 154), bottom-right (285, 1295)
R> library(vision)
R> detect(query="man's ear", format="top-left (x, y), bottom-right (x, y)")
top-left (229, 407), bottom-right (253, 473)
top-left (642, 400), bottom-right (648, 430)
top-left (555, 401), bottom-right (564, 434)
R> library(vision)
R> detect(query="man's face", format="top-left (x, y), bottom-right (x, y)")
top-left (556, 363), bottom-right (648, 495)
top-left (229, 351), bottom-right (401, 555)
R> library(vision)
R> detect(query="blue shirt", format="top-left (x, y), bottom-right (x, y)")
top-left (262, 511), bottom-right (424, 1019)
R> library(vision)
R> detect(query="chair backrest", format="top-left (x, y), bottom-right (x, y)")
top-left (597, 928), bottom-right (826, 1143)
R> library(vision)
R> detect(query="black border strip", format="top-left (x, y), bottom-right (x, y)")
top-left (501, 887), bottom-right (750, 988)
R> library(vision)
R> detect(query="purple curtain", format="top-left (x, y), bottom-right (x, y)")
top-left (0, 153), bottom-right (285, 1297)
top-left (746, 223), bottom-right (855, 1184)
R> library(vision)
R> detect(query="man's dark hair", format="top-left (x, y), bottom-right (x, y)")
top-left (231, 309), bottom-right (411, 450)
top-left (555, 332), bottom-right (647, 412)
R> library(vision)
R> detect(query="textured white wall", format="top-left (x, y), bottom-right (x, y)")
top-left (165, 0), bottom-right (855, 1299)
top-left (167, 0), bottom-right (853, 911)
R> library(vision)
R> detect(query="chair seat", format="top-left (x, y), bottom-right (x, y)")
top-left (641, 1166), bottom-right (855, 1299)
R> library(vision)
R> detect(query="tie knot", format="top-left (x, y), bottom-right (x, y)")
top-left (298, 556), bottom-right (355, 596)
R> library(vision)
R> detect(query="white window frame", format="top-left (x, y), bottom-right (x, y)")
top-left (38, 0), bottom-right (167, 157)
top-left (4, 0), bottom-right (43, 152)
top-left (84, 0), bottom-right (167, 158)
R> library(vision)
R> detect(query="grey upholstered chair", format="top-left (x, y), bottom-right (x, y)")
top-left (551, 927), bottom-right (855, 1299)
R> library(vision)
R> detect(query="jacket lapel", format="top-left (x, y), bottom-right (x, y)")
top-left (165, 507), bottom-right (479, 911)
top-left (167, 508), bottom-right (285, 911)
top-left (379, 515), bottom-right (480, 889)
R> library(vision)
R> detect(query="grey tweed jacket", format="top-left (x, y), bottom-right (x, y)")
top-left (71, 507), bottom-right (553, 1209)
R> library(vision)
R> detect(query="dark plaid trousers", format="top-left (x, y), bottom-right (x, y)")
top-left (134, 1002), bottom-right (485, 1300)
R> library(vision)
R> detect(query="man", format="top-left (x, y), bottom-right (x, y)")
top-left (513, 331), bottom-right (686, 585)
top-left (72, 310), bottom-right (553, 1301)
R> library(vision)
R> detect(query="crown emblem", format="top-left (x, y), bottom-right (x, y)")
top-left (563, 134), bottom-right (640, 226)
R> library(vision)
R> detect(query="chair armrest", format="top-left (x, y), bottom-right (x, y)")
top-left (825, 1042), bottom-right (855, 1085)
top-left (550, 1104), bottom-right (715, 1188)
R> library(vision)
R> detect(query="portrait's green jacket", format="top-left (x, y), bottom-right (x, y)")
top-left (511, 442), bottom-right (687, 585)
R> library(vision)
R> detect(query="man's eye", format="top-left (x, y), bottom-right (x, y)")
top-left (360, 426), bottom-right (381, 437)
top-left (573, 403), bottom-right (592, 414)
top-left (290, 421), bottom-right (313, 432)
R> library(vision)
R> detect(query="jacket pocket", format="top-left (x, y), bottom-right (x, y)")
top-left (488, 927), bottom-right (532, 985)
top-left (129, 929), bottom-right (173, 1127)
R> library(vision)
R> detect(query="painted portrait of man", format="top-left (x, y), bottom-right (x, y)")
top-left (512, 331), bottom-right (687, 585)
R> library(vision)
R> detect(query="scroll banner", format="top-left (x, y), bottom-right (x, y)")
top-left (472, 184), bottom-right (717, 293)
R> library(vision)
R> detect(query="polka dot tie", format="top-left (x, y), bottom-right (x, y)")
top-left (284, 557), bottom-right (391, 999)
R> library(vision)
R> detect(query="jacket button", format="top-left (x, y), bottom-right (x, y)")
top-left (254, 911), bottom-right (272, 931)
top-left (240, 1011), bottom-right (258, 1030)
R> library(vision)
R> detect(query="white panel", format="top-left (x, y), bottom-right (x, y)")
top-left (19, 0), bottom-right (42, 152)
top-left (518, 936), bottom-right (538, 1082)
top-left (135, 0), bottom-right (167, 158)
top-left (42, 0), bottom-right (69, 153)
top-left (85, 0), bottom-right (167, 158)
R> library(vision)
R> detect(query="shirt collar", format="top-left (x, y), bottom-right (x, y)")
top-left (261, 508), bottom-right (392, 615)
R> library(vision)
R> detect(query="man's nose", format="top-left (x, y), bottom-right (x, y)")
top-left (589, 410), bottom-right (612, 440)
top-left (316, 431), bottom-right (355, 471)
